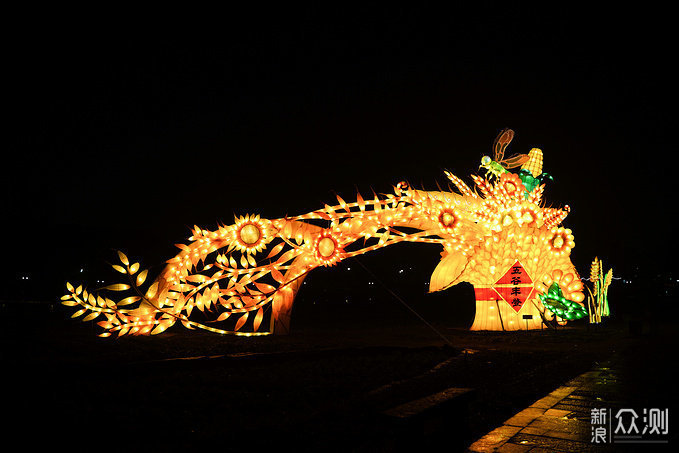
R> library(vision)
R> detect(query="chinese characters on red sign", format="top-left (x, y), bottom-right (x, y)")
top-left (493, 261), bottom-right (534, 312)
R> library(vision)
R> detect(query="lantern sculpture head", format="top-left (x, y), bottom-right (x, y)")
top-left (61, 128), bottom-right (586, 336)
top-left (424, 165), bottom-right (584, 330)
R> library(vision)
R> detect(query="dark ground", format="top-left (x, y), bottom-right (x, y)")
top-left (1, 300), bottom-right (675, 452)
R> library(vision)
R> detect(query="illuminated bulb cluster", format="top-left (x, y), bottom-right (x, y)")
top-left (535, 269), bottom-right (585, 303)
top-left (548, 227), bottom-right (575, 256)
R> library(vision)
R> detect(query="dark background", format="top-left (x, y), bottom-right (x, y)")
top-left (3, 5), bottom-right (675, 318)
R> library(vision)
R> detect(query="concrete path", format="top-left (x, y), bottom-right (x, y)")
top-left (467, 356), bottom-right (668, 452)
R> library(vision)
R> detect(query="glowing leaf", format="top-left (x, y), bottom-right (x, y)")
top-left (146, 282), bottom-right (159, 299)
top-left (61, 300), bottom-right (78, 306)
top-left (105, 284), bottom-right (130, 291)
top-left (75, 285), bottom-right (82, 295)
top-left (216, 312), bottom-right (230, 322)
top-left (71, 309), bottom-right (86, 318)
top-left (210, 283), bottom-right (220, 303)
top-left (276, 249), bottom-right (298, 265)
top-left (99, 332), bottom-right (112, 338)
top-left (229, 255), bottom-right (238, 268)
top-left (239, 274), bottom-right (253, 287)
top-left (173, 295), bottom-right (186, 312)
top-left (223, 296), bottom-right (239, 308)
top-left (356, 192), bottom-right (365, 211)
top-left (82, 312), bottom-right (100, 322)
top-left (315, 210), bottom-right (332, 220)
top-left (60, 294), bottom-right (72, 301)
top-left (195, 293), bottom-right (205, 312)
top-left (97, 295), bottom-right (106, 307)
top-left (254, 282), bottom-right (276, 294)
top-left (112, 264), bottom-right (126, 274)
top-left (129, 262), bottom-right (140, 274)
top-left (303, 228), bottom-right (313, 246)
top-left (118, 296), bottom-right (141, 306)
top-left (336, 195), bottom-right (349, 213)
top-left (118, 251), bottom-right (129, 266)
top-left (139, 325), bottom-right (153, 335)
top-left (234, 312), bottom-right (249, 331)
top-left (253, 307), bottom-right (264, 331)
top-left (282, 221), bottom-right (293, 238)
top-left (151, 320), bottom-right (173, 335)
top-left (185, 274), bottom-right (207, 283)
top-left (247, 254), bottom-right (257, 267)
top-left (240, 254), bottom-right (248, 268)
top-left (373, 192), bottom-right (382, 213)
top-left (66, 282), bottom-right (74, 292)
top-left (241, 296), bottom-right (256, 307)
top-left (271, 268), bottom-right (285, 284)
top-left (137, 269), bottom-right (148, 286)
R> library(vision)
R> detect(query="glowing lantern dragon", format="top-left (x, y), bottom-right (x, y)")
top-left (61, 129), bottom-right (586, 336)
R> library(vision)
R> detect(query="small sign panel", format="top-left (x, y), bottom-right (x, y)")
top-left (492, 261), bottom-right (534, 313)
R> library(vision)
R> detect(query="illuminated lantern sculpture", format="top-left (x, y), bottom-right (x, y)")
top-left (586, 257), bottom-right (612, 324)
top-left (62, 129), bottom-right (586, 336)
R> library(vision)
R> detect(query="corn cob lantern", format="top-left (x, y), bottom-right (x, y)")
top-left (522, 148), bottom-right (543, 177)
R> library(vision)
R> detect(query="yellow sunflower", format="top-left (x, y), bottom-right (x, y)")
top-left (232, 214), bottom-right (271, 255)
top-left (313, 230), bottom-right (345, 267)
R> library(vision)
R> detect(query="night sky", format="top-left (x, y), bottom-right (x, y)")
top-left (3, 5), bottom-right (675, 303)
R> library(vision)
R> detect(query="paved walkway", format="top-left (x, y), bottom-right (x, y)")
top-left (467, 356), bottom-right (668, 452)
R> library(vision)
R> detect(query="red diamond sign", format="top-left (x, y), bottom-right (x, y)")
top-left (493, 260), bottom-right (535, 312)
